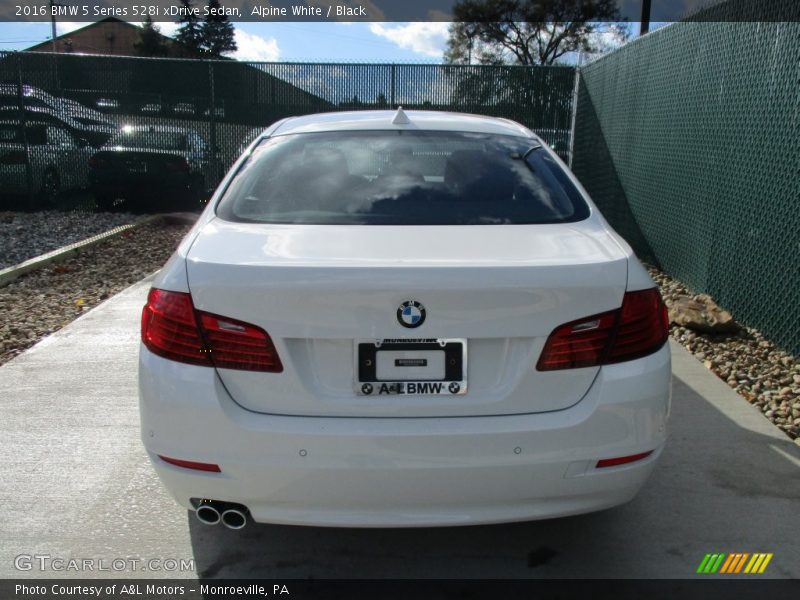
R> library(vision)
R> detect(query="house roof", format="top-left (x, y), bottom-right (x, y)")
top-left (25, 17), bottom-right (191, 56)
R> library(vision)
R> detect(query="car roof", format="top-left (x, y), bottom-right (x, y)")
top-left (119, 125), bottom-right (193, 134)
top-left (0, 119), bottom-right (51, 126)
top-left (272, 110), bottom-right (534, 138)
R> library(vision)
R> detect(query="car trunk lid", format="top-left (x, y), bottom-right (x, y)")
top-left (185, 217), bottom-right (629, 417)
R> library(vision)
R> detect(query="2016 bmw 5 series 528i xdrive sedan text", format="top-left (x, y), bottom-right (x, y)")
top-left (138, 109), bottom-right (671, 529)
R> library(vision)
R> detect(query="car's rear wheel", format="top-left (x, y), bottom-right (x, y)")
top-left (40, 170), bottom-right (60, 207)
top-left (95, 192), bottom-right (122, 212)
top-left (186, 175), bottom-right (205, 211)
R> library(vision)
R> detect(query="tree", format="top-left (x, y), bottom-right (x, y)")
top-left (134, 15), bottom-right (168, 57)
top-left (375, 92), bottom-right (388, 107)
top-left (174, 0), bottom-right (203, 55)
top-left (444, 0), bottom-right (626, 66)
top-left (200, 0), bottom-right (238, 56)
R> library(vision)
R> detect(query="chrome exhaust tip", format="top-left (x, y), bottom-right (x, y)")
top-left (195, 501), bottom-right (221, 525)
top-left (220, 508), bottom-right (247, 530)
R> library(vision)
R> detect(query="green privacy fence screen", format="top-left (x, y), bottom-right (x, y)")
top-left (571, 10), bottom-right (800, 356)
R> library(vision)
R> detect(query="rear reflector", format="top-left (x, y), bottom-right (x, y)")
top-left (596, 451), bottom-right (653, 469)
top-left (141, 288), bottom-right (283, 372)
top-left (158, 455), bottom-right (221, 472)
top-left (537, 288), bottom-right (668, 371)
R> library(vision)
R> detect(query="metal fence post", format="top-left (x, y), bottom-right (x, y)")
top-left (208, 60), bottom-right (219, 190)
top-left (16, 53), bottom-right (34, 209)
top-left (567, 66), bottom-right (580, 169)
top-left (390, 64), bottom-right (396, 108)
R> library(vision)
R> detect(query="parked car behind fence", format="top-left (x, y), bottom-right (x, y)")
top-left (89, 125), bottom-right (212, 212)
top-left (0, 84), bottom-right (117, 148)
top-left (0, 119), bottom-right (94, 205)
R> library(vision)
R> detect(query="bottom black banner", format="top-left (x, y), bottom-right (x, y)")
top-left (2, 579), bottom-right (800, 600)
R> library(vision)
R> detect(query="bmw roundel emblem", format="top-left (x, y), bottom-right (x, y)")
top-left (397, 300), bottom-right (426, 328)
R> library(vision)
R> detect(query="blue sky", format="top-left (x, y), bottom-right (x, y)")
top-left (0, 21), bottom-right (454, 62)
top-left (0, 20), bottom-right (661, 63)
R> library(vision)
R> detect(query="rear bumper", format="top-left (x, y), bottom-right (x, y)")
top-left (139, 344), bottom-right (671, 527)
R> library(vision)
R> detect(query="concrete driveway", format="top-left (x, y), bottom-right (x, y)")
top-left (1, 277), bottom-right (798, 579)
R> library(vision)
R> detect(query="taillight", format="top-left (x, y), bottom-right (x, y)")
top-left (199, 312), bottom-right (283, 372)
top-left (141, 289), bottom-right (210, 366)
top-left (606, 288), bottom-right (670, 364)
top-left (537, 288), bottom-right (668, 371)
top-left (88, 155), bottom-right (108, 169)
top-left (141, 288), bottom-right (282, 372)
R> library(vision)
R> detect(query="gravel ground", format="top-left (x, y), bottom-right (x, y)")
top-left (0, 210), bottom-right (138, 269)
top-left (0, 219), bottom-right (191, 365)
top-left (649, 266), bottom-right (800, 442)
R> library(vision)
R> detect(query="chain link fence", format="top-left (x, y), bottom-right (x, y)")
top-left (0, 51), bottom-right (575, 212)
top-left (572, 12), bottom-right (800, 355)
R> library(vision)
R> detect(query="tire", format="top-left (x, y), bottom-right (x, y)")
top-left (95, 193), bottom-right (118, 212)
top-left (187, 175), bottom-right (205, 210)
top-left (40, 170), bottom-right (60, 208)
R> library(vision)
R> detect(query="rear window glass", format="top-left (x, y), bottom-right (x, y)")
top-left (216, 130), bottom-right (590, 225)
top-left (0, 124), bottom-right (22, 142)
top-left (109, 129), bottom-right (188, 150)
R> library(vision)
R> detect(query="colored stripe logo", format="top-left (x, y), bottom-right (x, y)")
top-left (697, 553), bottom-right (773, 574)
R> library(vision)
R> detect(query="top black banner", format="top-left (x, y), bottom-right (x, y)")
top-left (1, 0), bottom-right (798, 23)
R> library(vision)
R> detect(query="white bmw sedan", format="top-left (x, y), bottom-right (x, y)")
top-left (139, 109), bottom-right (671, 529)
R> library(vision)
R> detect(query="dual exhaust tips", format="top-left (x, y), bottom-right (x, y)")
top-left (194, 499), bottom-right (248, 530)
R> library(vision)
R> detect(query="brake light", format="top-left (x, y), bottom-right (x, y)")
top-left (199, 312), bottom-right (283, 372)
top-left (141, 288), bottom-right (282, 372)
top-left (88, 155), bottom-right (108, 169)
top-left (537, 288), bottom-right (668, 371)
top-left (606, 288), bottom-right (670, 364)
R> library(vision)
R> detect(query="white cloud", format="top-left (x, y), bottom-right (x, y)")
top-left (53, 21), bottom-right (278, 62)
top-left (231, 29), bottom-right (280, 62)
top-left (158, 22), bottom-right (180, 37)
top-left (368, 22), bottom-right (449, 58)
top-left (55, 20), bottom-right (180, 36)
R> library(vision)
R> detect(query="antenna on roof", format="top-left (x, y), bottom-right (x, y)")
top-left (391, 106), bottom-right (410, 125)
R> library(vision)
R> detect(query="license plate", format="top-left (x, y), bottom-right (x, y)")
top-left (355, 339), bottom-right (467, 396)
top-left (126, 161), bottom-right (147, 173)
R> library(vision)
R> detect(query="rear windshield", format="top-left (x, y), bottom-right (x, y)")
top-left (216, 130), bottom-right (590, 225)
top-left (109, 130), bottom-right (187, 150)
